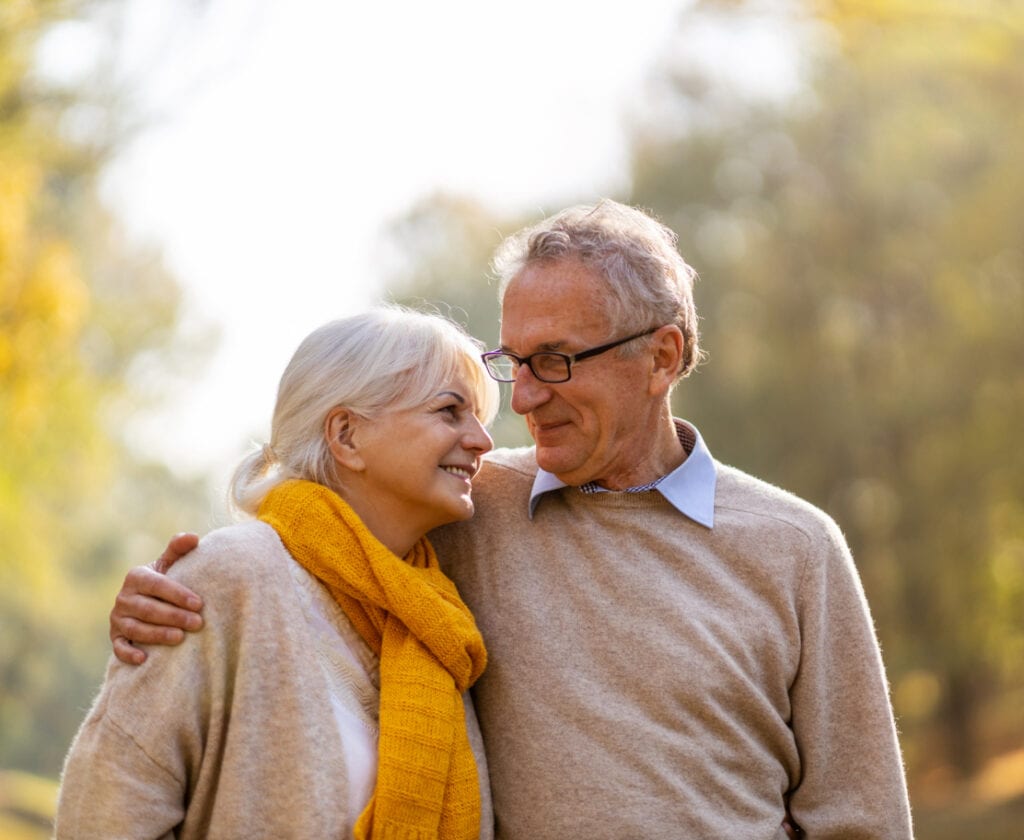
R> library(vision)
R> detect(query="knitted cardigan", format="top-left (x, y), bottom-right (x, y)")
top-left (55, 520), bottom-right (493, 840)
top-left (430, 441), bottom-right (912, 840)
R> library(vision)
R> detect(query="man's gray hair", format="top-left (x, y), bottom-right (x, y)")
top-left (492, 199), bottom-right (703, 377)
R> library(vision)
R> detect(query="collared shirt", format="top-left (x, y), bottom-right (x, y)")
top-left (527, 419), bottom-right (717, 528)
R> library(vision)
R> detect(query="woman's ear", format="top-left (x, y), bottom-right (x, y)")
top-left (325, 407), bottom-right (365, 471)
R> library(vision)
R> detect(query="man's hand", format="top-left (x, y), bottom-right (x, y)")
top-left (783, 798), bottom-right (803, 838)
top-left (110, 533), bottom-right (204, 665)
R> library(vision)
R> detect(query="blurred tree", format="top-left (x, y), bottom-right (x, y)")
top-left (629, 0), bottom-right (1024, 783)
top-left (0, 0), bottom-right (215, 778)
top-left (383, 193), bottom-right (533, 448)
top-left (383, 0), bottom-right (1024, 804)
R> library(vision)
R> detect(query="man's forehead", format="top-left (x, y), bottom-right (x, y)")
top-left (500, 269), bottom-right (613, 350)
top-left (499, 309), bottom-right (611, 352)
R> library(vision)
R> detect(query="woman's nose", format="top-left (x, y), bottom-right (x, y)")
top-left (463, 415), bottom-right (493, 453)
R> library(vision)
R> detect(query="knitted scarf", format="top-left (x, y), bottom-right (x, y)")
top-left (257, 479), bottom-right (487, 840)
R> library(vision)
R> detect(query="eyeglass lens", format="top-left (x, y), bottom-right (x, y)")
top-left (484, 352), bottom-right (570, 383)
top-left (484, 355), bottom-right (516, 381)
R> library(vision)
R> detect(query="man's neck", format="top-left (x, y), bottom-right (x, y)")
top-left (580, 417), bottom-right (687, 491)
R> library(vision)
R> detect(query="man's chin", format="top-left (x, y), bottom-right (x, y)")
top-left (535, 446), bottom-right (585, 480)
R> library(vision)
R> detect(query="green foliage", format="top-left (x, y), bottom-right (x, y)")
top-left (0, 0), bottom-right (216, 777)
top-left (383, 193), bottom-right (533, 449)
top-left (0, 768), bottom-right (57, 840)
top-left (385, 0), bottom-right (1024, 820)
top-left (632, 0), bottom-right (1024, 787)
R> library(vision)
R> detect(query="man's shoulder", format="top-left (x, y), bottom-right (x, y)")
top-left (481, 446), bottom-right (539, 476)
top-left (714, 461), bottom-right (842, 544)
top-left (474, 446), bottom-right (539, 495)
top-left (431, 448), bottom-right (538, 554)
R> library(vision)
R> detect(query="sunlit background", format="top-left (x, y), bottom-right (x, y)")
top-left (2, 1), bottom-right (1022, 837)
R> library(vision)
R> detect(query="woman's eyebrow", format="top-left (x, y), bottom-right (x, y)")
top-left (435, 390), bottom-right (466, 403)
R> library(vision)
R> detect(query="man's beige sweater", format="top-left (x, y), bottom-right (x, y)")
top-left (431, 444), bottom-right (912, 839)
top-left (56, 520), bottom-right (492, 839)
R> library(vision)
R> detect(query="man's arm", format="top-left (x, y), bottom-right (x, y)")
top-left (788, 517), bottom-right (912, 837)
top-left (110, 533), bottom-right (204, 665)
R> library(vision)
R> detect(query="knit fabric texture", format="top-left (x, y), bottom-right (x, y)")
top-left (430, 441), bottom-right (913, 839)
top-left (258, 479), bottom-right (486, 840)
top-left (57, 521), bottom-right (378, 838)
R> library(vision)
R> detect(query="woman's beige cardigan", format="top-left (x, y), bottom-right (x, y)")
top-left (55, 520), bottom-right (492, 839)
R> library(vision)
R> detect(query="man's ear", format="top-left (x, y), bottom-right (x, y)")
top-left (325, 407), bottom-right (365, 471)
top-left (648, 325), bottom-right (685, 397)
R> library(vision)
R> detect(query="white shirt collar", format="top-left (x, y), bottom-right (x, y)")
top-left (527, 419), bottom-right (716, 528)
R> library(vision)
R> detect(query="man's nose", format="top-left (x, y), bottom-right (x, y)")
top-left (510, 364), bottom-right (551, 416)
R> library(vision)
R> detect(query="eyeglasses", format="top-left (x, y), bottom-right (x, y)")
top-left (481, 328), bottom-right (661, 383)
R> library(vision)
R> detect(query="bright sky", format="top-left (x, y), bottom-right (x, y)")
top-left (73, 0), bottom-right (693, 481)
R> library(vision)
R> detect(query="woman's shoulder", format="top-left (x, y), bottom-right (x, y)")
top-left (194, 518), bottom-right (285, 558)
top-left (167, 520), bottom-right (290, 593)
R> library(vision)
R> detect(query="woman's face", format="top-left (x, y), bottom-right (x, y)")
top-left (335, 371), bottom-right (494, 554)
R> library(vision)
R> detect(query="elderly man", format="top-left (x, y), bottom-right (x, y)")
top-left (109, 200), bottom-right (913, 838)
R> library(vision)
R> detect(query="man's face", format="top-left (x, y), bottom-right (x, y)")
top-left (499, 258), bottom-right (658, 488)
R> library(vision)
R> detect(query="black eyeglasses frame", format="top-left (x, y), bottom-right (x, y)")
top-left (480, 327), bottom-right (662, 384)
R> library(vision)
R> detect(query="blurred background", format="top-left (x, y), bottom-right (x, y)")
top-left (1, 0), bottom-right (1022, 837)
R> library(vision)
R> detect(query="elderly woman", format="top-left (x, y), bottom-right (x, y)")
top-left (55, 307), bottom-right (498, 840)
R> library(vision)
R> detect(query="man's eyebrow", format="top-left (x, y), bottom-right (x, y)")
top-left (500, 340), bottom-right (567, 354)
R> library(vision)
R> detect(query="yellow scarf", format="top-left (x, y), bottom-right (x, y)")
top-left (258, 479), bottom-right (487, 840)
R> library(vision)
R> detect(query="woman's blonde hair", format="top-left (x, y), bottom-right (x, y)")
top-left (228, 305), bottom-right (498, 516)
